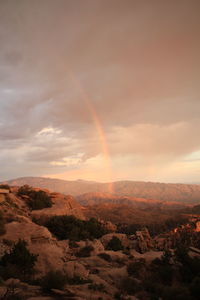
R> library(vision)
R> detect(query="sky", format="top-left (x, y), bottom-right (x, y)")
top-left (0, 0), bottom-right (200, 183)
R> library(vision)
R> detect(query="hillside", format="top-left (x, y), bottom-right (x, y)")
top-left (0, 185), bottom-right (200, 299)
top-left (76, 192), bottom-right (188, 209)
top-left (3, 177), bottom-right (200, 204)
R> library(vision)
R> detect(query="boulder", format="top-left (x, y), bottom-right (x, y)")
top-left (85, 239), bottom-right (104, 255)
top-left (30, 242), bottom-right (66, 275)
top-left (64, 261), bottom-right (89, 279)
top-left (2, 221), bottom-right (52, 244)
top-left (31, 194), bottom-right (85, 220)
top-left (98, 266), bottom-right (128, 285)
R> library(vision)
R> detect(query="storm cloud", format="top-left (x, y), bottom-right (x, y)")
top-left (0, 0), bottom-right (200, 182)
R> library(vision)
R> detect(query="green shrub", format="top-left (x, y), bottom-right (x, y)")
top-left (0, 211), bottom-right (6, 236)
top-left (67, 276), bottom-right (92, 285)
top-left (40, 270), bottom-right (67, 292)
top-left (190, 276), bottom-right (200, 298)
top-left (17, 185), bottom-right (52, 210)
top-left (106, 236), bottom-right (124, 251)
top-left (120, 276), bottom-right (141, 295)
top-left (162, 286), bottom-right (191, 300)
top-left (127, 259), bottom-right (146, 278)
top-left (88, 283), bottom-right (105, 292)
top-left (0, 184), bottom-right (10, 190)
top-left (0, 239), bottom-right (37, 280)
top-left (17, 185), bottom-right (32, 196)
top-left (27, 190), bottom-right (52, 210)
top-left (45, 215), bottom-right (107, 241)
top-left (76, 245), bottom-right (94, 257)
top-left (98, 252), bottom-right (112, 262)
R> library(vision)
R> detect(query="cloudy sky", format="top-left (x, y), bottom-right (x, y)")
top-left (0, 0), bottom-right (200, 183)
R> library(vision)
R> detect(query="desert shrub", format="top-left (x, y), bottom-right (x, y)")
top-left (17, 185), bottom-right (32, 196)
top-left (0, 184), bottom-right (10, 190)
top-left (151, 258), bottom-right (173, 285)
top-left (98, 252), bottom-right (112, 262)
top-left (162, 286), bottom-right (191, 300)
top-left (0, 211), bottom-right (6, 235)
top-left (0, 239), bottom-right (37, 280)
top-left (106, 236), bottom-right (124, 251)
top-left (17, 185), bottom-right (52, 210)
top-left (127, 259), bottom-right (146, 278)
top-left (40, 270), bottom-right (67, 292)
top-left (120, 276), bottom-right (141, 295)
top-left (67, 276), bottom-right (91, 285)
top-left (190, 276), bottom-right (200, 298)
top-left (88, 283), bottom-right (105, 292)
top-left (76, 245), bottom-right (94, 257)
top-left (45, 215), bottom-right (107, 241)
top-left (175, 245), bottom-right (200, 283)
top-left (27, 190), bottom-right (52, 210)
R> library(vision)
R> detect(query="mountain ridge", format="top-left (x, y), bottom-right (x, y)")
top-left (2, 176), bottom-right (200, 204)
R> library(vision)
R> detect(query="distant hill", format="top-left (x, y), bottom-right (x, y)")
top-left (2, 176), bottom-right (200, 204)
top-left (76, 192), bottom-right (187, 209)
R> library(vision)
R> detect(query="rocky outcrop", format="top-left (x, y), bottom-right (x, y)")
top-left (63, 261), bottom-right (89, 279)
top-left (0, 221), bottom-right (67, 275)
top-left (31, 193), bottom-right (85, 220)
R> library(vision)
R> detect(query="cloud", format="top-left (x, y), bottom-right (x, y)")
top-left (0, 0), bottom-right (200, 182)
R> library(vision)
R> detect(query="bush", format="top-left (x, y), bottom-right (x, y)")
top-left (162, 286), bottom-right (191, 300)
top-left (40, 270), bottom-right (67, 292)
top-left (67, 276), bottom-right (91, 285)
top-left (17, 185), bottom-right (52, 210)
top-left (88, 283), bottom-right (105, 292)
top-left (0, 239), bottom-right (37, 280)
top-left (127, 259), bottom-right (146, 278)
top-left (0, 184), bottom-right (10, 190)
top-left (27, 190), bottom-right (52, 210)
top-left (190, 276), bottom-right (200, 298)
top-left (45, 215), bottom-right (108, 241)
top-left (106, 236), bottom-right (124, 251)
top-left (0, 211), bottom-right (5, 236)
top-left (120, 276), bottom-right (141, 295)
top-left (98, 252), bottom-right (112, 262)
top-left (76, 245), bottom-right (94, 257)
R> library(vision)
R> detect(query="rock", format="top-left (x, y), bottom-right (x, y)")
top-left (2, 221), bottom-right (53, 244)
top-left (195, 221), bottom-right (200, 232)
top-left (130, 249), bottom-right (163, 262)
top-left (26, 296), bottom-right (55, 300)
top-left (85, 239), bottom-right (104, 255)
top-left (98, 266), bottom-right (128, 285)
top-left (80, 255), bottom-right (110, 268)
top-left (0, 286), bottom-right (7, 298)
top-left (31, 194), bottom-right (85, 220)
top-left (64, 261), bottom-right (89, 279)
top-left (99, 250), bottom-right (128, 262)
top-left (6, 193), bottom-right (26, 209)
top-left (31, 242), bottom-right (66, 275)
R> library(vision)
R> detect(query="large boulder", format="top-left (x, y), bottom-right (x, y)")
top-left (63, 261), bottom-right (89, 279)
top-left (1, 221), bottom-right (68, 276)
top-left (2, 221), bottom-right (52, 244)
top-left (31, 194), bottom-right (85, 220)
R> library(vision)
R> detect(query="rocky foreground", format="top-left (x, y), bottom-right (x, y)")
top-left (0, 185), bottom-right (200, 300)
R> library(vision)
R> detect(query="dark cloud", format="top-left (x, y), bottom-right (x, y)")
top-left (0, 0), bottom-right (200, 181)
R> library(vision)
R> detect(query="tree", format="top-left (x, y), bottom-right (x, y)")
top-left (0, 239), bottom-right (37, 280)
top-left (40, 270), bottom-right (67, 292)
top-left (106, 236), bottom-right (124, 251)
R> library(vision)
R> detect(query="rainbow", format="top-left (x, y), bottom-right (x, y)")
top-left (69, 73), bottom-right (114, 193)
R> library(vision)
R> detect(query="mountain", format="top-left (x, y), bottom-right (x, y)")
top-left (3, 176), bottom-right (200, 204)
top-left (76, 192), bottom-right (187, 209)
